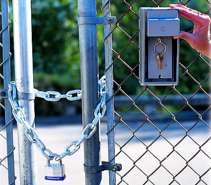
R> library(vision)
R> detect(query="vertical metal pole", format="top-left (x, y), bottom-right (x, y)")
top-left (102, 1), bottom-right (116, 185)
top-left (78, 0), bottom-right (101, 185)
top-left (2, 0), bottom-right (16, 184)
top-left (13, 1), bottom-right (35, 185)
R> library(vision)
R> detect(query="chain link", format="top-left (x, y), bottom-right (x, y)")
top-left (8, 76), bottom-right (106, 161)
top-left (34, 89), bottom-right (82, 102)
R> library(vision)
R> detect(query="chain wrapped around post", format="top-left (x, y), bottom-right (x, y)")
top-left (8, 75), bottom-right (106, 161)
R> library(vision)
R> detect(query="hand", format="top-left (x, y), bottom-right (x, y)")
top-left (170, 4), bottom-right (211, 59)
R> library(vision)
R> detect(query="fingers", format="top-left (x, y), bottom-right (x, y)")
top-left (174, 31), bottom-right (195, 46)
top-left (169, 4), bottom-right (209, 25)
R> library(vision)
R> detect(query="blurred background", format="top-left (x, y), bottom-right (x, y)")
top-left (6, 0), bottom-right (209, 119)
top-left (0, 0), bottom-right (210, 185)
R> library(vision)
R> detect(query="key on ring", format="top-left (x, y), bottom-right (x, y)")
top-left (156, 52), bottom-right (164, 70)
top-left (154, 38), bottom-right (166, 70)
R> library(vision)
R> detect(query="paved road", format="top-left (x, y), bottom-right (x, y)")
top-left (1, 121), bottom-right (210, 185)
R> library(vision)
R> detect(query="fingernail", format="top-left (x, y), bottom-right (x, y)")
top-left (169, 4), bottom-right (177, 6)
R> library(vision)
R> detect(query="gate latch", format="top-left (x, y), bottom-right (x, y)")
top-left (84, 161), bottom-right (122, 174)
top-left (99, 161), bottom-right (122, 172)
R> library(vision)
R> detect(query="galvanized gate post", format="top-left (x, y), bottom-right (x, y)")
top-left (13, 1), bottom-right (35, 185)
top-left (2, 0), bottom-right (16, 184)
top-left (102, 1), bottom-right (116, 185)
top-left (78, 0), bottom-right (101, 184)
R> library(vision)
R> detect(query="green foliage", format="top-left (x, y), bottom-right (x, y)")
top-left (31, 0), bottom-right (209, 92)
top-left (109, 0), bottom-right (209, 95)
top-left (17, 0), bottom-right (209, 115)
top-left (32, 0), bottom-right (80, 90)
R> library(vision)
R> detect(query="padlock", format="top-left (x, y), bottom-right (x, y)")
top-left (44, 159), bottom-right (66, 181)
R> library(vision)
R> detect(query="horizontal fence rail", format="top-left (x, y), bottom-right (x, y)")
top-left (1, 93), bottom-right (208, 125)
top-left (115, 94), bottom-right (210, 106)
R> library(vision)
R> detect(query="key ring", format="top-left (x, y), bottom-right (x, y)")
top-left (153, 38), bottom-right (167, 55)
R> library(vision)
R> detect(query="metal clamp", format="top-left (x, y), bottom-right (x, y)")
top-left (4, 82), bottom-right (35, 101)
top-left (78, 16), bottom-right (116, 25)
top-left (84, 161), bottom-right (122, 174)
top-left (18, 92), bottom-right (35, 100)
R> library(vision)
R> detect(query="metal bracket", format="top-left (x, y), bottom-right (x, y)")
top-left (0, 89), bottom-right (7, 99)
top-left (9, 82), bottom-right (35, 101)
top-left (78, 16), bottom-right (117, 25)
top-left (102, 0), bottom-right (110, 9)
top-left (84, 161), bottom-right (122, 174)
top-left (18, 91), bottom-right (35, 100)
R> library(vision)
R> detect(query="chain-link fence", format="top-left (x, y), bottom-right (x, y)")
top-left (0, 0), bottom-right (210, 185)
top-left (104, 0), bottom-right (211, 184)
top-left (0, 0), bottom-right (16, 185)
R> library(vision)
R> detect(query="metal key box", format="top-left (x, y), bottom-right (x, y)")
top-left (139, 8), bottom-right (180, 86)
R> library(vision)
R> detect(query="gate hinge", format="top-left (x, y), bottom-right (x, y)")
top-left (84, 161), bottom-right (122, 174)
top-left (78, 16), bottom-right (117, 25)
top-left (0, 89), bottom-right (7, 99)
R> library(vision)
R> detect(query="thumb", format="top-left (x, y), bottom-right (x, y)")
top-left (175, 32), bottom-right (195, 46)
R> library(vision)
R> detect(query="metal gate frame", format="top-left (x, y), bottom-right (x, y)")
top-left (1, 0), bottom-right (210, 185)
top-left (1, 0), bottom-right (16, 184)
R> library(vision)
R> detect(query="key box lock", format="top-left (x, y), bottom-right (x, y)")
top-left (139, 8), bottom-right (180, 86)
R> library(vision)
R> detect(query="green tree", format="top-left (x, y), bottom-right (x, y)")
top-left (18, 0), bottom-right (209, 115)
top-left (32, 0), bottom-right (80, 91)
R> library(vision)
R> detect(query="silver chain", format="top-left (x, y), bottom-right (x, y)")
top-left (8, 76), bottom-right (106, 161)
top-left (34, 89), bottom-right (82, 102)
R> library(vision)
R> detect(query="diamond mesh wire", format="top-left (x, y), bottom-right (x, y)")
top-left (0, 1), bottom-right (15, 185)
top-left (106, 0), bottom-right (211, 184)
